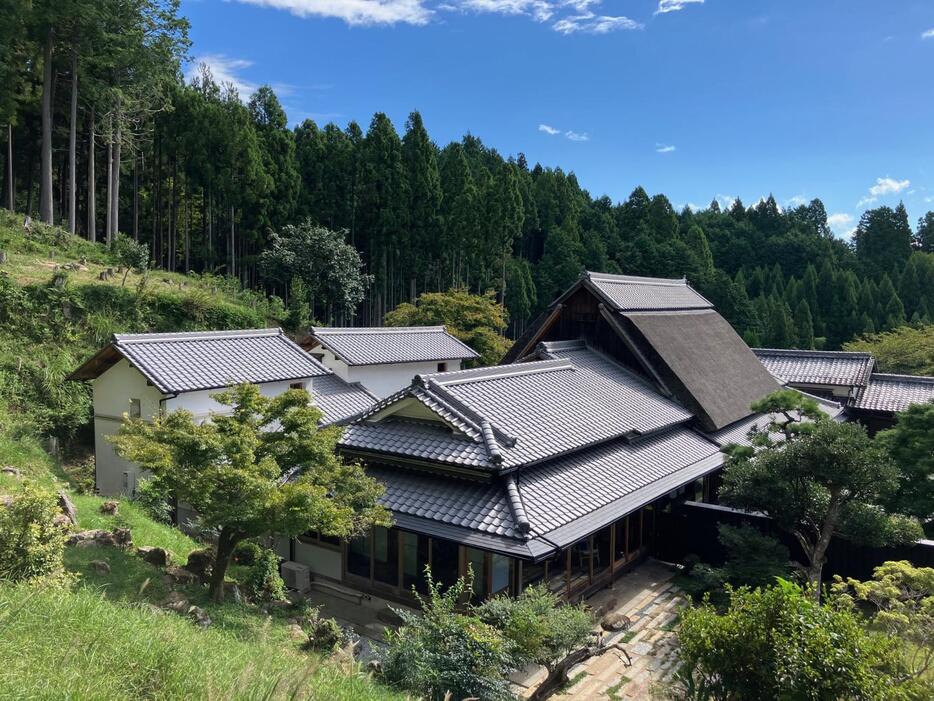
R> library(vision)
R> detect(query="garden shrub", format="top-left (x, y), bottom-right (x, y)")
top-left (0, 481), bottom-right (69, 581)
top-left (132, 477), bottom-right (173, 524)
top-left (242, 548), bottom-right (286, 602)
top-left (232, 540), bottom-right (263, 566)
top-left (301, 607), bottom-right (351, 653)
top-left (381, 569), bottom-right (514, 701)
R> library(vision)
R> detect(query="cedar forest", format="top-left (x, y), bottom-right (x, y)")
top-left (3, 0), bottom-right (934, 347)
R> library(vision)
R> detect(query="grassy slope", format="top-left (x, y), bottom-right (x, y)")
top-left (0, 215), bottom-right (402, 700)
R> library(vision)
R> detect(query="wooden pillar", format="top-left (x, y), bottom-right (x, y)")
top-left (588, 536), bottom-right (594, 584)
top-left (609, 523), bottom-right (617, 588)
top-left (565, 549), bottom-right (571, 599)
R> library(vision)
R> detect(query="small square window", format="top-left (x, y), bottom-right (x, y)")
top-left (290, 382), bottom-right (305, 391)
top-left (437, 362), bottom-right (447, 373)
top-left (129, 398), bottom-right (141, 419)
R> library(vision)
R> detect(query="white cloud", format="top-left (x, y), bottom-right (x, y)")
top-left (186, 54), bottom-right (258, 98)
top-left (785, 194), bottom-right (807, 207)
top-left (869, 176), bottom-right (911, 197)
top-left (553, 12), bottom-right (642, 34)
top-left (827, 213), bottom-right (853, 231)
top-left (923, 28), bottom-right (934, 39)
top-left (538, 123), bottom-right (560, 135)
top-left (565, 130), bottom-right (590, 141)
top-left (457, 0), bottom-right (554, 21)
top-left (655, 143), bottom-right (676, 153)
top-left (235, 0), bottom-right (432, 26)
top-left (855, 177), bottom-right (911, 208)
top-left (655, 0), bottom-right (704, 15)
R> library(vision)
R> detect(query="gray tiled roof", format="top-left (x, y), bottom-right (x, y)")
top-left (855, 373), bottom-right (934, 413)
top-left (369, 466), bottom-right (519, 538)
top-left (362, 427), bottom-right (723, 555)
top-left (340, 349), bottom-right (692, 470)
top-left (342, 418), bottom-right (493, 468)
top-left (518, 428), bottom-right (721, 537)
top-left (584, 271), bottom-right (713, 312)
top-left (308, 326), bottom-right (479, 366)
top-left (754, 348), bottom-right (874, 388)
top-left (112, 329), bottom-right (329, 393)
top-left (307, 374), bottom-right (378, 425)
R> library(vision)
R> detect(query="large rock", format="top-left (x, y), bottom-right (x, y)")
top-left (223, 582), bottom-right (242, 604)
top-left (57, 490), bottom-right (78, 526)
top-left (162, 591), bottom-right (189, 613)
top-left (164, 566), bottom-right (199, 586)
top-left (67, 528), bottom-right (133, 549)
top-left (185, 549), bottom-right (214, 583)
top-left (600, 611), bottom-right (632, 632)
top-left (0, 466), bottom-right (21, 478)
top-left (187, 605), bottom-right (212, 627)
top-left (89, 560), bottom-right (111, 575)
top-left (137, 546), bottom-right (171, 568)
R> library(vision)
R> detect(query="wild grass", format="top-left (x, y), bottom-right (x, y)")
top-left (0, 582), bottom-right (403, 701)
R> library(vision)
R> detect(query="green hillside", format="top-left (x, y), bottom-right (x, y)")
top-left (0, 214), bottom-right (401, 701)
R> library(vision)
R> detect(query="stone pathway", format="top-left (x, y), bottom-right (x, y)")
top-left (551, 560), bottom-right (687, 700)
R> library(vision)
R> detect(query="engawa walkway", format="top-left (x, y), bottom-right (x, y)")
top-left (552, 560), bottom-right (686, 700)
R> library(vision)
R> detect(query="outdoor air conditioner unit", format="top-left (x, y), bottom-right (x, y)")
top-left (281, 561), bottom-right (311, 593)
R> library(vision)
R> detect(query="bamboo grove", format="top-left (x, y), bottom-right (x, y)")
top-left (3, 1), bottom-right (934, 344)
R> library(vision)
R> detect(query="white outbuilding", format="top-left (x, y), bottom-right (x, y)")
top-left (301, 326), bottom-right (480, 398)
top-left (68, 328), bottom-right (376, 496)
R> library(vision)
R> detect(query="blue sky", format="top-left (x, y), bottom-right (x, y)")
top-left (182, 0), bottom-right (934, 237)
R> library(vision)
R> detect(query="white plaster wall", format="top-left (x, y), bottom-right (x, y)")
top-left (163, 378), bottom-right (315, 418)
top-left (345, 359), bottom-right (464, 398)
top-left (294, 539), bottom-right (342, 581)
top-left (92, 359), bottom-right (164, 495)
top-left (312, 347), bottom-right (350, 381)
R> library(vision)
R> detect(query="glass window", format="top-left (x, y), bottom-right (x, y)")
top-left (466, 548), bottom-right (488, 600)
top-left (593, 527), bottom-right (611, 576)
top-left (627, 511), bottom-right (642, 557)
top-left (290, 382), bottom-right (305, 391)
top-left (614, 520), bottom-right (627, 562)
top-left (372, 527), bottom-right (399, 587)
top-left (491, 554), bottom-right (512, 595)
top-left (402, 531), bottom-right (431, 593)
top-left (431, 538), bottom-right (460, 591)
top-left (129, 398), bottom-right (141, 418)
top-left (437, 362), bottom-right (447, 372)
top-left (347, 531), bottom-right (371, 579)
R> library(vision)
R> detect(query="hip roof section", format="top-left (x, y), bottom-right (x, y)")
top-left (753, 348), bottom-right (875, 388)
top-left (306, 325), bottom-right (480, 366)
top-left (855, 373), bottom-right (934, 413)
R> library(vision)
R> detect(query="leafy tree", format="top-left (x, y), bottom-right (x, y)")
top-left (877, 403), bottom-right (934, 523)
top-left (833, 560), bottom-right (934, 685)
top-left (670, 580), bottom-right (916, 701)
top-left (385, 288), bottom-right (510, 366)
top-left (722, 399), bottom-right (923, 592)
top-left (110, 383), bottom-right (389, 601)
top-left (844, 325), bottom-right (934, 375)
top-left (248, 85), bottom-right (299, 232)
top-left (111, 233), bottom-right (150, 287)
top-left (260, 221), bottom-right (373, 323)
top-left (682, 524), bottom-right (791, 603)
